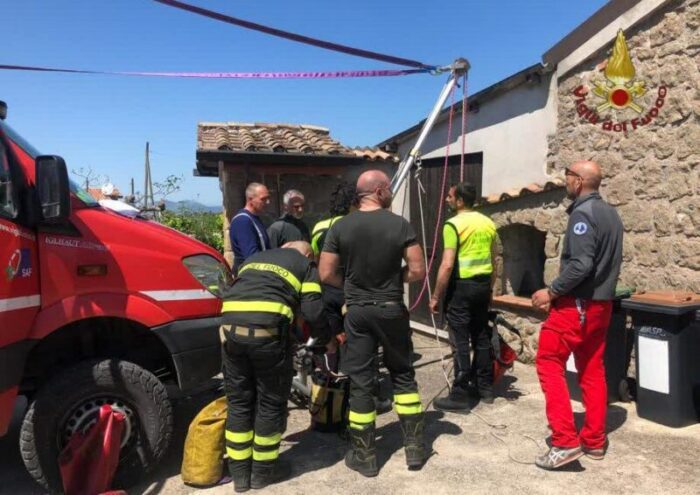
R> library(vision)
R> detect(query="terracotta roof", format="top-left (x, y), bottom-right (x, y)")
top-left (477, 177), bottom-right (566, 206)
top-left (87, 187), bottom-right (122, 201)
top-left (198, 122), bottom-right (397, 162)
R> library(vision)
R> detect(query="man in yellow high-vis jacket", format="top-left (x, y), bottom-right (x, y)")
top-left (221, 241), bottom-right (329, 492)
top-left (429, 182), bottom-right (498, 411)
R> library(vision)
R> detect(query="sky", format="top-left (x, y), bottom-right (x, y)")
top-left (3, 0), bottom-right (608, 206)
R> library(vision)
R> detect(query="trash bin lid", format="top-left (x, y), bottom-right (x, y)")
top-left (621, 291), bottom-right (700, 316)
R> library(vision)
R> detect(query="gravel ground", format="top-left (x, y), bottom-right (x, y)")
top-left (2, 333), bottom-right (698, 495)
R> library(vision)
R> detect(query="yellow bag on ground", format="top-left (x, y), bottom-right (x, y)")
top-left (181, 396), bottom-right (228, 487)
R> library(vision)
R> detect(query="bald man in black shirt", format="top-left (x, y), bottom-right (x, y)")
top-left (319, 170), bottom-right (427, 477)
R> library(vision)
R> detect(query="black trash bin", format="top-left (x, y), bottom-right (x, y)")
top-left (565, 292), bottom-right (631, 403)
top-left (622, 291), bottom-right (700, 428)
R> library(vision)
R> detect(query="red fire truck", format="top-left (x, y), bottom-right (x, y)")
top-left (0, 101), bottom-right (230, 491)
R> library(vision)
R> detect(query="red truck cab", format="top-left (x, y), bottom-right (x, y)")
top-left (0, 101), bottom-right (229, 491)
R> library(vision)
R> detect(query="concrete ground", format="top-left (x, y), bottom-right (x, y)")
top-left (1, 333), bottom-right (699, 495)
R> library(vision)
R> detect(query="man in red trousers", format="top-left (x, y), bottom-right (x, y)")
top-left (532, 160), bottom-right (623, 470)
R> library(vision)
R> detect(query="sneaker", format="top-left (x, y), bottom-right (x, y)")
top-left (479, 391), bottom-right (495, 405)
top-left (535, 446), bottom-right (583, 470)
top-left (582, 445), bottom-right (606, 460)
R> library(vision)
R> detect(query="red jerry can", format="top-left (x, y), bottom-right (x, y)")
top-left (58, 404), bottom-right (125, 495)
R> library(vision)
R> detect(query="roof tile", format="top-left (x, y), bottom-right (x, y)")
top-left (198, 122), bottom-right (397, 162)
top-left (477, 175), bottom-right (566, 206)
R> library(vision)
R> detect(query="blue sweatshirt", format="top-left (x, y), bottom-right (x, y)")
top-left (230, 209), bottom-right (270, 273)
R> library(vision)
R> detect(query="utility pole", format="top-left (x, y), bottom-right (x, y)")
top-left (143, 142), bottom-right (155, 213)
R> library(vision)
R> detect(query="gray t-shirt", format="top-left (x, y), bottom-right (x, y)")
top-left (322, 209), bottom-right (417, 305)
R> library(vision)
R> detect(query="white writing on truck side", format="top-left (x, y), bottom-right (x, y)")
top-left (45, 236), bottom-right (108, 252)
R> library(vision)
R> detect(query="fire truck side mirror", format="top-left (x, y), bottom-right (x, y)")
top-left (36, 155), bottom-right (71, 223)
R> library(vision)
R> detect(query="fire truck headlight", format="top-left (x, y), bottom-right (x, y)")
top-left (183, 255), bottom-right (233, 297)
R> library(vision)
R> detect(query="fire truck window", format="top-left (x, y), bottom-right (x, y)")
top-left (0, 142), bottom-right (18, 218)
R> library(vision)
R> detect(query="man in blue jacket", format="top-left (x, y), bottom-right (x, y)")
top-left (230, 183), bottom-right (271, 275)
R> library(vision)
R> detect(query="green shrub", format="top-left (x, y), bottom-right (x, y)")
top-left (161, 210), bottom-right (224, 253)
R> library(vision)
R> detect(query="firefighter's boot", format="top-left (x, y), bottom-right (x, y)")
top-left (345, 424), bottom-right (379, 477)
top-left (433, 386), bottom-right (471, 412)
top-left (228, 459), bottom-right (251, 493)
top-left (399, 412), bottom-right (427, 469)
top-left (250, 459), bottom-right (291, 489)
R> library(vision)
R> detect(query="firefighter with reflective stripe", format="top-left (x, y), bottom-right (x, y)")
top-left (221, 241), bottom-right (329, 492)
top-left (430, 182), bottom-right (498, 411)
top-left (320, 170), bottom-right (427, 477)
top-left (311, 182), bottom-right (357, 338)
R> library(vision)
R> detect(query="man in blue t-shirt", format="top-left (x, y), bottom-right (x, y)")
top-left (230, 182), bottom-right (271, 275)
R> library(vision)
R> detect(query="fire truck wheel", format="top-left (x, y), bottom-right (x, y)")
top-left (19, 359), bottom-right (174, 493)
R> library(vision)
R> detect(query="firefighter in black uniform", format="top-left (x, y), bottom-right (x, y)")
top-left (319, 170), bottom-right (427, 477)
top-left (311, 181), bottom-right (357, 337)
top-left (221, 241), bottom-right (329, 492)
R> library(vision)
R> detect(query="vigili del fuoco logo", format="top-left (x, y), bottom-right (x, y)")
top-left (572, 29), bottom-right (667, 133)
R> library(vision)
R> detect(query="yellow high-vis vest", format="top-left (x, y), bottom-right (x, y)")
top-left (311, 215), bottom-right (343, 256)
top-left (443, 211), bottom-right (497, 279)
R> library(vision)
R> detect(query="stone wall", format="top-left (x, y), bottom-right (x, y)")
top-left (551, 0), bottom-right (700, 292)
top-left (476, 0), bottom-right (699, 360)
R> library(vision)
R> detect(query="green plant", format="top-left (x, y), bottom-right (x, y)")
top-left (161, 210), bottom-right (224, 253)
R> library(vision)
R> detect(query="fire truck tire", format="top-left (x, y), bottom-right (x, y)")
top-left (19, 359), bottom-right (174, 493)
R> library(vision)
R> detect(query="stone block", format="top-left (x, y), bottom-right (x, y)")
top-left (673, 195), bottom-right (700, 235)
top-left (652, 136), bottom-right (676, 160)
top-left (628, 234), bottom-right (672, 267)
top-left (621, 139), bottom-right (648, 162)
top-left (548, 213), bottom-right (569, 235)
top-left (622, 235), bottom-right (635, 262)
top-left (652, 204), bottom-right (674, 236)
top-left (665, 171), bottom-right (694, 201)
top-left (687, 3), bottom-right (700, 29)
top-left (543, 259), bottom-right (560, 285)
top-left (650, 12), bottom-right (684, 48)
top-left (618, 203), bottom-right (654, 232)
top-left (657, 40), bottom-right (686, 58)
top-left (602, 174), bottom-right (635, 206)
top-left (676, 124), bottom-right (700, 160)
top-left (533, 210), bottom-right (552, 231)
top-left (544, 234), bottom-right (560, 258)
top-left (672, 237), bottom-right (700, 270)
top-left (656, 92), bottom-right (693, 126)
top-left (655, 57), bottom-right (697, 88)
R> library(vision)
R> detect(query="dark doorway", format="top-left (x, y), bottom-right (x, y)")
top-left (497, 224), bottom-right (546, 297)
top-left (408, 153), bottom-right (483, 327)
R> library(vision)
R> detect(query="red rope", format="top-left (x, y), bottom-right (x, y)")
top-left (409, 85), bottom-right (456, 311)
top-left (460, 74), bottom-right (468, 181)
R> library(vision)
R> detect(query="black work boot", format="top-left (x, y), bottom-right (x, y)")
top-left (479, 390), bottom-right (495, 405)
top-left (228, 459), bottom-right (251, 493)
top-left (433, 386), bottom-right (471, 412)
top-left (250, 459), bottom-right (291, 489)
top-left (399, 413), bottom-right (427, 469)
top-left (345, 425), bottom-right (379, 477)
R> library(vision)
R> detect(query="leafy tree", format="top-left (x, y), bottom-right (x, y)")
top-left (161, 209), bottom-right (224, 253)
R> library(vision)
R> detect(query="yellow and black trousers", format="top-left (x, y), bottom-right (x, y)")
top-left (222, 325), bottom-right (293, 469)
top-left (342, 302), bottom-right (422, 430)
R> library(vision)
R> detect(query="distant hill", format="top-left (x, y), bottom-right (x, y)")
top-left (164, 199), bottom-right (222, 214)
